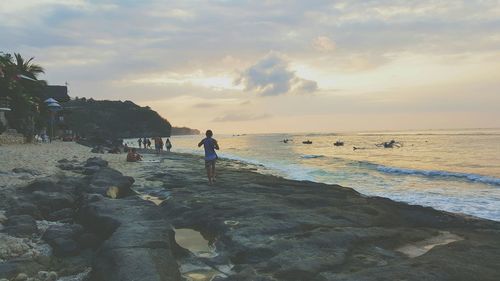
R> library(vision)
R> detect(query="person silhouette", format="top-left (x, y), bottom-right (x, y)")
top-left (198, 130), bottom-right (219, 185)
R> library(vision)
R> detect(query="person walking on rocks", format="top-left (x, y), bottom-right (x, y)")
top-left (137, 138), bottom-right (142, 148)
top-left (198, 130), bottom-right (219, 185)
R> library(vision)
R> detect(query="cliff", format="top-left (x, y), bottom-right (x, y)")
top-left (171, 126), bottom-right (200, 135)
top-left (64, 98), bottom-right (172, 139)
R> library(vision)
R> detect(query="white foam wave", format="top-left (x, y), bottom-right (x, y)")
top-left (218, 152), bottom-right (317, 182)
top-left (377, 165), bottom-right (500, 186)
top-left (300, 154), bottom-right (325, 159)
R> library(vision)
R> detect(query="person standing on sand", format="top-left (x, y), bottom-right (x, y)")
top-left (159, 137), bottom-right (164, 154)
top-left (198, 130), bottom-right (219, 185)
top-left (153, 137), bottom-right (160, 154)
top-left (165, 138), bottom-right (172, 152)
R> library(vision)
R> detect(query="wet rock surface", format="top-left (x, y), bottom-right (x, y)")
top-left (2, 152), bottom-right (500, 281)
top-left (79, 195), bottom-right (181, 281)
top-left (1, 157), bottom-right (181, 281)
top-left (154, 153), bottom-right (500, 281)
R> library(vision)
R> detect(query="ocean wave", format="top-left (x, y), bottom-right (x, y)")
top-left (214, 152), bottom-right (316, 182)
top-left (301, 132), bottom-right (339, 137)
top-left (376, 165), bottom-right (500, 186)
top-left (300, 154), bottom-right (325, 159)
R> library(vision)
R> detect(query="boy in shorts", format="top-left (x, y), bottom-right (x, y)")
top-left (198, 130), bottom-right (220, 185)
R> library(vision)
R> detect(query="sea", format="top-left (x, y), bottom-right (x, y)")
top-left (128, 128), bottom-right (500, 221)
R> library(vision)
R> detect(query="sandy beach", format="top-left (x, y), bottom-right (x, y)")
top-left (1, 142), bottom-right (500, 281)
top-left (0, 142), bottom-right (156, 191)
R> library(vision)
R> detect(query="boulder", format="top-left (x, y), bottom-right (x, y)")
top-left (41, 223), bottom-right (84, 257)
top-left (9, 201), bottom-right (41, 219)
top-left (85, 157), bottom-right (108, 168)
top-left (92, 247), bottom-right (181, 281)
top-left (42, 224), bottom-right (84, 243)
top-left (88, 168), bottom-right (135, 199)
top-left (47, 208), bottom-right (74, 221)
top-left (82, 166), bottom-right (100, 175)
top-left (90, 146), bottom-right (106, 154)
top-left (57, 163), bottom-right (76, 171)
top-left (11, 168), bottom-right (41, 176)
top-left (31, 191), bottom-right (75, 216)
top-left (4, 215), bottom-right (38, 237)
top-left (77, 232), bottom-right (101, 249)
top-left (48, 237), bottom-right (80, 257)
top-left (23, 179), bottom-right (63, 193)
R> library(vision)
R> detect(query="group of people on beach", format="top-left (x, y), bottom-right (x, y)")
top-left (137, 137), bottom-right (172, 153)
top-left (137, 137), bottom-right (152, 149)
top-left (129, 130), bottom-right (220, 185)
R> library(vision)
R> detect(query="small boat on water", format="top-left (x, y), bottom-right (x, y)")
top-left (333, 141), bottom-right (344, 146)
top-left (376, 140), bottom-right (402, 148)
top-left (302, 140), bottom-right (312, 144)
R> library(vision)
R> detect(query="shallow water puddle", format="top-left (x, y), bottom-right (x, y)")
top-left (396, 231), bottom-right (463, 258)
top-left (182, 269), bottom-right (222, 281)
top-left (180, 264), bottom-right (230, 281)
top-left (175, 228), bottom-right (225, 281)
top-left (140, 194), bottom-right (165, 205)
top-left (174, 228), bottom-right (216, 258)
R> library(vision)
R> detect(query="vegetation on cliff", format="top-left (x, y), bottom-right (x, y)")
top-left (171, 126), bottom-right (200, 135)
top-left (65, 98), bottom-right (172, 138)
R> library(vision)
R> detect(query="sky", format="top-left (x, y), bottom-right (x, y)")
top-left (1, 0), bottom-right (500, 134)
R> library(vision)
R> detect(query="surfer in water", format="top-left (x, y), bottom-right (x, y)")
top-left (198, 129), bottom-right (220, 185)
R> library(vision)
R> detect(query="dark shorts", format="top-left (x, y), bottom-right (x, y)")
top-left (205, 159), bottom-right (216, 168)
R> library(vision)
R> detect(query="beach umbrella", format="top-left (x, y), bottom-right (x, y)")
top-left (44, 98), bottom-right (58, 103)
top-left (47, 102), bottom-right (62, 142)
top-left (47, 102), bottom-right (61, 108)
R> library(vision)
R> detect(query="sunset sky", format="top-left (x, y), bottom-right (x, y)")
top-left (2, 0), bottom-right (499, 133)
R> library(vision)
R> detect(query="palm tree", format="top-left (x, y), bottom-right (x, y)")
top-left (14, 53), bottom-right (45, 80)
top-left (1, 52), bottom-right (47, 140)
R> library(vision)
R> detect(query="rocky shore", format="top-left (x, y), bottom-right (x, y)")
top-left (1, 143), bottom-right (499, 281)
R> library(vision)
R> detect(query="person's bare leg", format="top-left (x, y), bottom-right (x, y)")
top-left (211, 163), bottom-right (216, 182)
top-left (206, 166), bottom-right (213, 184)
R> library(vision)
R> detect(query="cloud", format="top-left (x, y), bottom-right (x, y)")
top-left (213, 113), bottom-right (272, 122)
top-left (1, 0), bottom-right (499, 132)
top-left (193, 102), bottom-right (218, 108)
top-left (235, 53), bottom-right (318, 96)
top-left (312, 36), bottom-right (336, 51)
